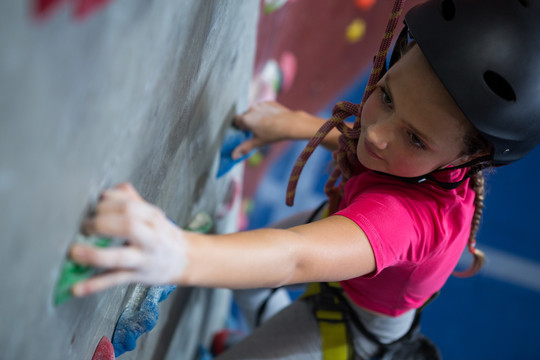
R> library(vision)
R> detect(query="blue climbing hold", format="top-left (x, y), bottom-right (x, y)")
top-left (216, 127), bottom-right (254, 178)
top-left (112, 284), bottom-right (176, 357)
top-left (111, 213), bottom-right (213, 356)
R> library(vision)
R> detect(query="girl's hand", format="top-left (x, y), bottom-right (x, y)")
top-left (232, 101), bottom-right (295, 159)
top-left (69, 183), bottom-right (187, 297)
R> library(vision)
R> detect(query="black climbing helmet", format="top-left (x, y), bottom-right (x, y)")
top-left (404, 0), bottom-right (540, 165)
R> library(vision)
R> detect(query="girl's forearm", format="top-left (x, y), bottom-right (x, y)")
top-left (179, 228), bottom-right (305, 289)
top-left (289, 110), bottom-right (343, 151)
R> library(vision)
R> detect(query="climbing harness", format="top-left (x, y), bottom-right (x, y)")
top-left (301, 282), bottom-right (441, 360)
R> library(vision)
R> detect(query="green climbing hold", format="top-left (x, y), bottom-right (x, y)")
top-left (53, 236), bottom-right (112, 306)
top-left (54, 213), bottom-right (212, 306)
top-left (186, 212), bottom-right (213, 234)
top-left (264, 0), bottom-right (289, 14)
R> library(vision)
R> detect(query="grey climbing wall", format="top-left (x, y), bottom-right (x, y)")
top-left (0, 0), bottom-right (259, 359)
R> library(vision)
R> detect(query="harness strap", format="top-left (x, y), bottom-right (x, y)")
top-left (301, 282), bottom-right (354, 360)
top-left (302, 282), bottom-right (441, 360)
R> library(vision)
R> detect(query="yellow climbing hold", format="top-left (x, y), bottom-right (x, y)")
top-left (247, 151), bottom-right (264, 167)
top-left (345, 18), bottom-right (367, 43)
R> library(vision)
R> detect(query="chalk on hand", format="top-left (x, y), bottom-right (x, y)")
top-left (112, 212), bottom-right (213, 356)
top-left (53, 235), bottom-right (112, 306)
top-left (92, 336), bottom-right (115, 360)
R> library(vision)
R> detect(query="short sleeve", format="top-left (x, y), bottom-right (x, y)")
top-left (334, 189), bottom-right (431, 277)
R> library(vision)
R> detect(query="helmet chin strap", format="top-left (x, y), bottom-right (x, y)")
top-left (374, 155), bottom-right (493, 190)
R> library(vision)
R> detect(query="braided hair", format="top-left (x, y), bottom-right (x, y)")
top-left (453, 124), bottom-right (493, 277)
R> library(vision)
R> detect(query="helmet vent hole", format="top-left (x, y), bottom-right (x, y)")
top-left (518, 0), bottom-right (530, 7)
top-left (484, 71), bottom-right (516, 102)
top-left (440, 0), bottom-right (456, 21)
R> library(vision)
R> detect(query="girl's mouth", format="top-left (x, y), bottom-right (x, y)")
top-left (364, 140), bottom-right (384, 160)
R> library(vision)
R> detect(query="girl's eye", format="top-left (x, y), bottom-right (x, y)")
top-left (408, 131), bottom-right (427, 150)
top-left (380, 86), bottom-right (393, 106)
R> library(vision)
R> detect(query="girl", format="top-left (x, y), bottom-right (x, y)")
top-left (70, 0), bottom-right (540, 358)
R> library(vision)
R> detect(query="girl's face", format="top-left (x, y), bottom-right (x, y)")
top-left (357, 45), bottom-right (474, 178)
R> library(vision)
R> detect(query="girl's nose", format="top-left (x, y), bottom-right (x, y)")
top-left (366, 122), bottom-right (390, 150)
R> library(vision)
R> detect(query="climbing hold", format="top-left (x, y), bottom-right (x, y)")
top-left (73, 0), bottom-right (113, 20)
top-left (197, 345), bottom-right (214, 360)
top-left (216, 127), bottom-right (254, 178)
top-left (111, 212), bottom-right (213, 356)
top-left (112, 284), bottom-right (176, 357)
top-left (354, 0), bottom-right (377, 11)
top-left (242, 198), bottom-right (255, 216)
top-left (247, 151), bottom-right (264, 167)
top-left (33, 0), bottom-right (64, 19)
top-left (33, 0), bottom-right (116, 21)
top-left (345, 18), bottom-right (367, 43)
top-left (278, 52), bottom-right (298, 93)
top-left (92, 336), bottom-right (115, 360)
top-left (211, 329), bottom-right (247, 356)
top-left (263, 0), bottom-right (289, 14)
top-left (53, 235), bottom-right (112, 306)
top-left (217, 179), bottom-right (241, 219)
top-left (186, 211), bottom-right (214, 234)
top-left (248, 59), bottom-right (282, 104)
top-left (260, 59), bottom-right (283, 94)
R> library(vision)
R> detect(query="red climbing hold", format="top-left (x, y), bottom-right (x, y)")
top-left (73, 0), bottom-right (113, 20)
top-left (33, 0), bottom-right (64, 18)
top-left (354, 0), bottom-right (377, 11)
top-left (33, 0), bottom-right (114, 21)
top-left (92, 336), bottom-right (115, 360)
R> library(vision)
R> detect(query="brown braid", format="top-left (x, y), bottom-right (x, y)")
top-left (453, 169), bottom-right (487, 277)
top-left (451, 116), bottom-right (493, 277)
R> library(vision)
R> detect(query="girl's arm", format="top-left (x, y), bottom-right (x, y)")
top-left (70, 183), bottom-right (375, 296)
top-left (232, 101), bottom-right (344, 159)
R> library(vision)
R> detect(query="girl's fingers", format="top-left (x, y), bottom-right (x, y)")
top-left (233, 114), bottom-right (249, 130)
top-left (70, 244), bottom-right (145, 269)
top-left (95, 198), bottom-right (164, 221)
top-left (100, 183), bottom-right (144, 203)
top-left (232, 138), bottom-right (264, 160)
top-left (115, 182), bottom-right (145, 201)
top-left (82, 212), bottom-right (157, 247)
top-left (72, 270), bottom-right (135, 297)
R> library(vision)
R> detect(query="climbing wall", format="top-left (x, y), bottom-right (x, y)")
top-left (0, 0), bottom-right (258, 359)
top-left (254, 0), bottom-right (424, 114)
top-left (242, 0), bottom-right (424, 224)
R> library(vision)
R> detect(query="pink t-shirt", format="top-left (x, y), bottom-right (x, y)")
top-left (335, 165), bottom-right (476, 316)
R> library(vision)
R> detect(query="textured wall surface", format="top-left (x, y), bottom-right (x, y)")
top-left (0, 0), bottom-right (258, 358)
